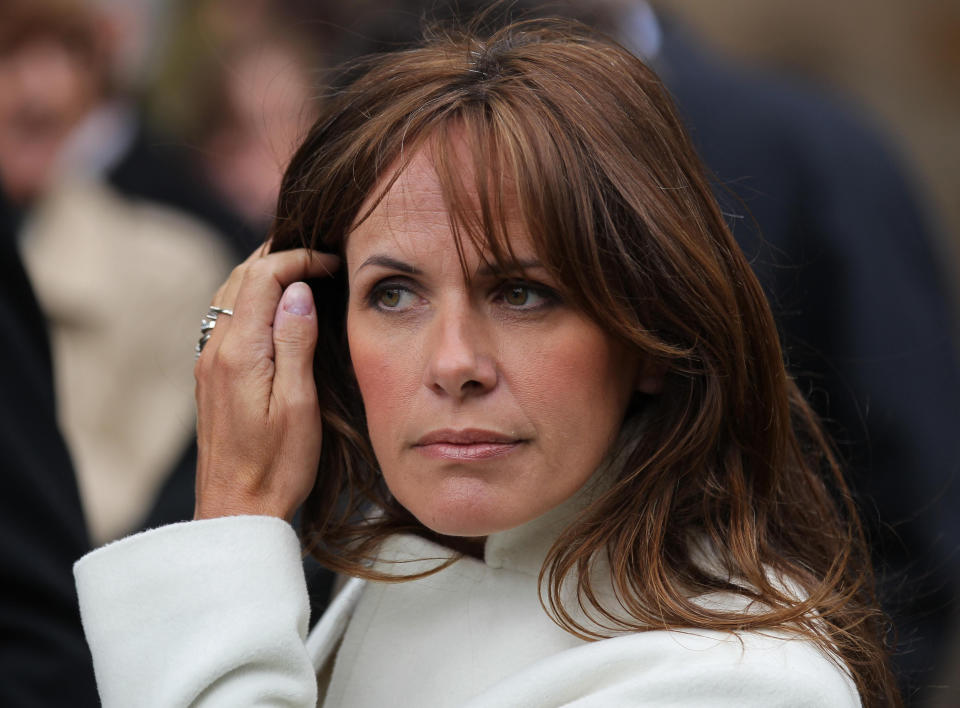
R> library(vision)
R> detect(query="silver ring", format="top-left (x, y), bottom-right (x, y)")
top-left (195, 306), bottom-right (234, 358)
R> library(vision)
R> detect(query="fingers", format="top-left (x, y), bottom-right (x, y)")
top-left (228, 250), bottom-right (339, 354)
top-left (232, 249), bottom-right (338, 323)
top-left (192, 249), bottom-right (330, 521)
top-left (197, 247), bottom-right (339, 365)
top-left (198, 250), bottom-right (267, 362)
top-left (214, 241), bottom-right (273, 309)
top-left (272, 283), bottom-right (319, 414)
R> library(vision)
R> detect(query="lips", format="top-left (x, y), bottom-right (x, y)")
top-left (413, 428), bottom-right (524, 460)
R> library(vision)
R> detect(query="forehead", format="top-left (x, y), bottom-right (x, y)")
top-left (359, 148), bottom-right (451, 232)
top-left (345, 140), bottom-right (531, 267)
top-left (345, 149), bottom-right (455, 268)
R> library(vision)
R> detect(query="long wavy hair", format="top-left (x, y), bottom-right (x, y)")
top-left (268, 18), bottom-right (898, 707)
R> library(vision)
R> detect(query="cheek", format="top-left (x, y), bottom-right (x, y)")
top-left (507, 324), bottom-right (636, 463)
top-left (513, 329), bottom-right (633, 414)
top-left (347, 317), bottom-right (417, 448)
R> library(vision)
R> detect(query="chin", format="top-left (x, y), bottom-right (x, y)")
top-left (395, 477), bottom-right (526, 538)
top-left (420, 514), bottom-right (503, 538)
top-left (413, 500), bottom-right (510, 538)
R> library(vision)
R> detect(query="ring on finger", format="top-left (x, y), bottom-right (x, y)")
top-left (195, 305), bottom-right (235, 359)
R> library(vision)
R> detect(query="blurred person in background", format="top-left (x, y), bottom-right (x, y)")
top-left (140, 0), bottom-right (327, 253)
top-left (1, 1), bottom-right (328, 696)
top-left (0, 0), bottom-right (109, 208)
top-left (320, 1), bottom-right (960, 703)
top-left (0, 0), bottom-right (233, 546)
top-left (187, 33), bottom-right (321, 238)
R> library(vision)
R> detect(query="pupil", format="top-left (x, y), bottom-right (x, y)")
top-left (382, 289), bottom-right (400, 307)
top-left (508, 287), bottom-right (527, 305)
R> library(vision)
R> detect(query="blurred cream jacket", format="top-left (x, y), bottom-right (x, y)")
top-left (21, 179), bottom-right (231, 543)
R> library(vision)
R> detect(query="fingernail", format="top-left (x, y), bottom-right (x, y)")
top-left (283, 282), bottom-right (314, 316)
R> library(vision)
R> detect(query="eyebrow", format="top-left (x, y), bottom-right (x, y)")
top-left (355, 255), bottom-right (422, 277)
top-left (355, 254), bottom-right (545, 278)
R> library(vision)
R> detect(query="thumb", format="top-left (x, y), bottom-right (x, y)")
top-left (272, 282), bottom-right (319, 402)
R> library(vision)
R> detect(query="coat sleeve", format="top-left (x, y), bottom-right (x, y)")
top-left (74, 515), bottom-right (317, 708)
top-left (465, 628), bottom-right (861, 708)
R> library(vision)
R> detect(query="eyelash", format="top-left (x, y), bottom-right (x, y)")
top-left (365, 279), bottom-right (558, 313)
top-left (496, 281), bottom-right (556, 310)
top-left (367, 280), bottom-right (420, 311)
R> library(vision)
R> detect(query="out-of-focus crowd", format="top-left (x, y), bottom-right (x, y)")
top-left (1, 1), bottom-right (957, 706)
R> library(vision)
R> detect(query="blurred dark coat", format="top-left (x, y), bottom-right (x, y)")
top-left (655, 22), bottom-right (960, 696)
top-left (108, 122), bottom-right (262, 258)
top-left (0, 192), bottom-right (99, 707)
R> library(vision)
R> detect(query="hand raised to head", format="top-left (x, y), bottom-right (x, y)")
top-left (193, 246), bottom-right (339, 521)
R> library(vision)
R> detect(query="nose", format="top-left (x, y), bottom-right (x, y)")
top-left (424, 304), bottom-right (498, 400)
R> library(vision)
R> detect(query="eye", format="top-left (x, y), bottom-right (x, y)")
top-left (369, 283), bottom-right (419, 311)
top-left (499, 282), bottom-right (552, 310)
top-left (379, 288), bottom-right (402, 308)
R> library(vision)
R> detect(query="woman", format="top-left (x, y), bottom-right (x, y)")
top-left (75, 19), bottom-right (899, 707)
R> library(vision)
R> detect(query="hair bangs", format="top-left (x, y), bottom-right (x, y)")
top-left (349, 97), bottom-right (595, 300)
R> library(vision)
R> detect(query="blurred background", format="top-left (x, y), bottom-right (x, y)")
top-left (1, 1), bottom-right (957, 706)
top-left (662, 0), bottom-right (960, 306)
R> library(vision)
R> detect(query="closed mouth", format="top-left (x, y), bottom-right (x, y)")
top-left (415, 428), bottom-right (521, 446)
top-left (413, 429), bottom-right (525, 460)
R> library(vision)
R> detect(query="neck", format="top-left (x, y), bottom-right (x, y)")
top-left (438, 534), bottom-right (486, 559)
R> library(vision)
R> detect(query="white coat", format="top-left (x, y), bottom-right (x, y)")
top-left (75, 490), bottom-right (860, 707)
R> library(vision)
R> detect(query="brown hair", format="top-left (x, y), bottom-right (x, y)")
top-left (269, 18), bottom-right (898, 707)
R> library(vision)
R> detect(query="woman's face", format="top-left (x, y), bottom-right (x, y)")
top-left (345, 146), bottom-right (640, 538)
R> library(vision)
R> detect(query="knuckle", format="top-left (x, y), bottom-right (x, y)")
top-left (229, 262), bottom-right (247, 283)
top-left (248, 257), bottom-right (273, 279)
top-left (212, 344), bottom-right (244, 373)
top-left (281, 391), bottom-right (317, 418)
top-left (195, 346), bottom-right (217, 380)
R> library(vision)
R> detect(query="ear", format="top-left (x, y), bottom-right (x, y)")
top-left (635, 359), bottom-right (667, 395)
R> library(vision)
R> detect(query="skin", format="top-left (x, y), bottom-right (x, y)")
top-left (345, 147), bottom-right (642, 538)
